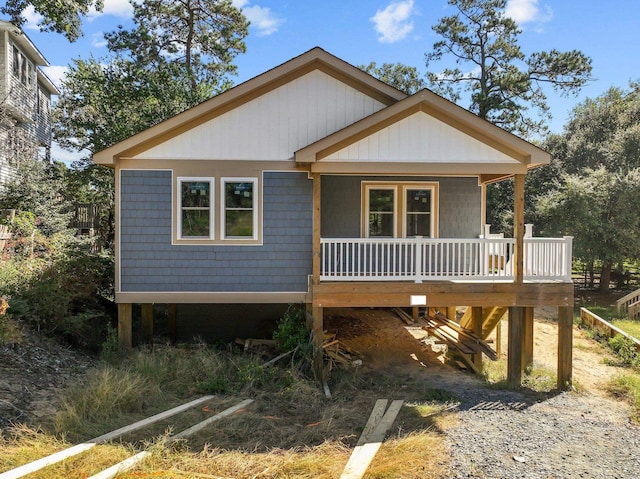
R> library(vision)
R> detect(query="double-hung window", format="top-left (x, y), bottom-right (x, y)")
top-left (222, 178), bottom-right (258, 240)
top-left (178, 178), bottom-right (214, 239)
top-left (363, 181), bottom-right (438, 238)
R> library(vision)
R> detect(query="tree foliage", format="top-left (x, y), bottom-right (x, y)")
top-left (536, 83), bottom-right (640, 290)
top-left (425, 0), bottom-right (592, 137)
top-left (105, 0), bottom-right (248, 93)
top-left (359, 62), bottom-right (426, 95)
top-left (1, 0), bottom-right (103, 42)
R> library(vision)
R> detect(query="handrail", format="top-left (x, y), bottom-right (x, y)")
top-left (320, 236), bottom-right (572, 283)
top-left (616, 287), bottom-right (640, 316)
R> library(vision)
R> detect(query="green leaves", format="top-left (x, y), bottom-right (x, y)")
top-left (425, 0), bottom-right (593, 137)
top-left (1, 0), bottom-right (104, 42)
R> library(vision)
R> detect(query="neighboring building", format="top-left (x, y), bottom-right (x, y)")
top-left (93, 48), bottom-right (575, 387)
top-left (0, 21), bottom-right (59, 187)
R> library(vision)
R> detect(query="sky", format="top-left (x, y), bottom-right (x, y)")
top-left (11, 0), bottom-right (640, 162)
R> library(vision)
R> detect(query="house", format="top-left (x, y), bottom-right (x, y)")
top-left (0, 21), bottom-right (59, 187)
top-left (93, 48), bottom-right (574, 387)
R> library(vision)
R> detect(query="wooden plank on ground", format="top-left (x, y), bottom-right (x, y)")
top-left (357, 399), bottom-right (388, 446)
top-left (340, 400), bottom-right (404, 479)
top-left (0, 396), bottom-right (216, 479)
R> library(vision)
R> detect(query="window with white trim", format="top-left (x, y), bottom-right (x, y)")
top-left (365, 186), bottom-right (396, 237)
top-left (222, 178), bottom-right (258, 239)
top-left (362, 181), bottom-right (438, 238)
top-left (178, 178), bottom-right (214, 239)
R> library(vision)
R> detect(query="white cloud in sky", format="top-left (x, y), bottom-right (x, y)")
top-left (88, 0), bottom-right (135, 20)
top-left (232, 1), bottom-right (284, 36)
top-left (41, 65), bottom-right (68, 89)
top-left (21, 5), bottom-right (44, 30)
top-left (371, 0), bottom-right (415, 44)
top-left (505, 0), bottom-right (552, 26)
top-left (92, 31), bottom-right (108, 48)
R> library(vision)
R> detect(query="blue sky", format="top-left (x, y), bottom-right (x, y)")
top-left (13, 0), bottom-right (640, 162)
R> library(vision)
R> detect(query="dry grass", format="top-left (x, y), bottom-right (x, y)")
top-left (2, 345), bottom-right (455, 478)
top-left (483, 359), bottom-right (558, 392)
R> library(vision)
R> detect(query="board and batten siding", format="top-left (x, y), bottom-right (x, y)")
top-left (133, 70), bottom-right (387, 161)
top-left (321, 175), bottom-right (481, 238)
top-left (322, 112), bottom-right (521, 164)
top-left (119, 170), bottom-right (312, 293)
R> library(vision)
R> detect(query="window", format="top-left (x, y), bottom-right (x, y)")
top-left (178, 178), bottom-right (214, 239)
top-left (404, 187), bottom-right (432, 237)
top-left (366, 187), bottom-right (396, 237)
top-left (222, 178), bottom-right (257, 239)
top-left (11, 46), bottom-right (31, 85)
top-left (362, 182), bottom-right (438, 238)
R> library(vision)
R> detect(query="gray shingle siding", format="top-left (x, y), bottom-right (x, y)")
top-left (120, 170), bottom-right (313, 292)
top-left (321, 175), bottom-right (481, 238)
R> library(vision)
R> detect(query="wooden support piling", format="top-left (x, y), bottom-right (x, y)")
top-left (507, 306), bottom-right (524, 385)
top-left (118, 303), bottom-right (132, 350)
top-left (471, 306), bottom-right (483, 370)
top-left (557, 305), bottom-right (573, 389)
top-left (523, 306), bottom-right (534, 369)
top-left (167, 304), bottom-right (177, 344)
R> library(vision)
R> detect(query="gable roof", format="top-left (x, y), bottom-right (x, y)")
top-left (93, 47), bottom-right (407, 165)
top-left (295, 88), bottom-right (550, 178)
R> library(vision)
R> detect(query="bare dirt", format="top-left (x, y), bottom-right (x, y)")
top-left (325, 306), bottom-right (640, 479)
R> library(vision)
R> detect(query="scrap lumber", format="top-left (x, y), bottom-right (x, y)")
top-left (0, 396), bottom-right (216, 479)
top-left (340, 399), bottom-right (404, 479)
top-left (391, 307), bottom-right (414, 325)
top-left (88, 399), bottom-right (254, 479)
top-left (423, 312), bottom-right (497, 361)
top-left (322, 333), bottom-right (359, 367)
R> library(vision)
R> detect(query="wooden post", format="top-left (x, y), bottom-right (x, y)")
top-left (141, 304), bottom-right (153, 343)
top-left (513, 174), bottom-right (525, 284)
top-left (167, 304), bottom-right (177, 344)
top-left (312, 173), bottom-right (321, 285)
top-left (471, 306), bottom-right (483, 370)
top-left (118, 303), bottom-right (132, 350)
top-left (523, 306), bottom-right (534, 370)
top-left (557, 306), bottom-right (573, 389)
top-left (507, 306), bottom-right (524, 385)
top-left (412, 306), bottom-right (420, 321)
top-left (495, 320), bottom-right (503, 357)
top-left (311, 305), bottom-right (325, 381)
top-left (446, 306), bottom-right (457, 321)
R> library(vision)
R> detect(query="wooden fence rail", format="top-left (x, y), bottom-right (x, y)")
top-left (580, 307), bottom-right (640, 352)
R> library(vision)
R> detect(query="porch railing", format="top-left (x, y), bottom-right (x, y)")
top-left (320, 236), bottom-right (573, 283)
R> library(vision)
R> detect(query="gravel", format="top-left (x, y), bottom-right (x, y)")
top-left (444, 385), bottom-right (640, 479)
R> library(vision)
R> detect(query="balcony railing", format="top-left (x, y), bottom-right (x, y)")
top-left (320, 236), bottom-right (573, 283)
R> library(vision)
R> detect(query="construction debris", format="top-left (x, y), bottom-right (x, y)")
top-left (423, 311), bottom-right (497, 361)
top-left (322, 333), bottom-right (361, 368)
top-left (391, 307), bottom-right (415, 325)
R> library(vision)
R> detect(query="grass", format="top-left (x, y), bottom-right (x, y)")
top-left (606, 373), bottom-right (640, 423)
top-left (483, 359), bottom-right (558, 393)
top-left (611, 319), bottom-right (640, 340)
top-left (0, 344), bottom-right (455, 478)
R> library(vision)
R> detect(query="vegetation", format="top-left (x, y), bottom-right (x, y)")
top-left (1, 0), bottom-right (102, 42)
top-left (483, 359), bottom-right (558, 393)
top-left (359, 62), bottom-right (426, 94)
top-left (607, 374), bottom-right (640, 423)
top-left (425, 0), bottom-right (592, 138)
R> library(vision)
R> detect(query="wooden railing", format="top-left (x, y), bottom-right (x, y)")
top-left (580, 307), bottom-right (640, 352)
top-left (617, 287), bottom-right (640, 320)
top-left (320, 236), bottom-right (573, 283)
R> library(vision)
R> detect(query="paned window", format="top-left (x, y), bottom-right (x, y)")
top-left (179, 178), bottom-right (213, 239)
top-left (363, 182), bottom-right (438, 238)
top-left (222, 178), bottom-right (257, 239)
top-left (367, 187), bottom-right (396, 237)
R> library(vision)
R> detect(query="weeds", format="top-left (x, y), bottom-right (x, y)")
top-left (606, 373), bottom-right (640, 422)
top-left (483, 359), bottom-right (558, 392)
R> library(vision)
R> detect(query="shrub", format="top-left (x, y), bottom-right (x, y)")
top-left (607, 335), bottom-right (640, 368)
top-left (272, 304), bottom-right (312, 354)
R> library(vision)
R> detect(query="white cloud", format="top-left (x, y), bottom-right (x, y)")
top-left (92, 31), bottom-right (108, 48)
top-left (41, 65), bottom-right (68, 89)
top-left (371, 0), bottom-right (415, 44)
top-left (21, 5), bottom-right (44, 30)
top-left (505, 0), bottom-right (552, 25)
top-left (243, 5), bottom-right (284, 36)
top-left (232, 1), bottom-right (284, 36)
top-left (87, 0), bottom-right (135, 20)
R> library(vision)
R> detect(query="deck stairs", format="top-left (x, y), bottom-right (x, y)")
top-left (459, 306), bottom-right (508, 339)
top-left (617, 287), bottom-right (640, 320)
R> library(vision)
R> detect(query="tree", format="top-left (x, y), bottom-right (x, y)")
top-left (537, 168), bottom-right (640, 291)
top-left (360, 62), bottom-right (426, 95)
top-left (425, 0), bottom-right (592, 138)
top-left (105, 0), bottom-right (248, 93)
top-left (536, 83), bottom-right (640, 291)
top-left (1, 0), bottom-right (103, 42)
